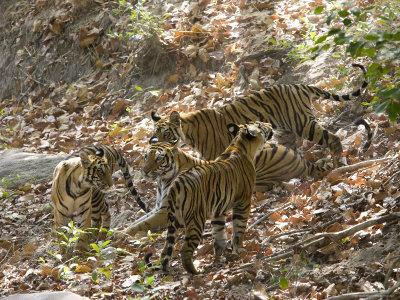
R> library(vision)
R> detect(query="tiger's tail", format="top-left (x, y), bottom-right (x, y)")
top-left (354, 118), bottom-right (373, 152)
top-left (117, 152), bottom-right (148, 212)
top-left (310, 63), bottom-right (368, 101)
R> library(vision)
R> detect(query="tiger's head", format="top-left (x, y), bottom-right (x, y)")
top-left (227, 121), bottom-right (273, 157)
top-left (149, 111), bottom-right (184, 145)
top-left (142, 142), bottom-right (178, 180)
top-left (79, 148), bottom-right (113, 190)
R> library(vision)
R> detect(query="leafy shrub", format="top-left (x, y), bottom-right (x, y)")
top-left (310, 1), bottom-right (400, 121)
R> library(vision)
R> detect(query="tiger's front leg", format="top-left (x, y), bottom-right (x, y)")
top-left (91, 189), bottom-right (110, 240)
top-left (231, 196), bottom-right (251, 255)
top-left (180, 219), bottom-right (206, 274)
top-left (211, 215), bottom-right (227, 261)
top-left (75, 193), bottom-right (93, 252)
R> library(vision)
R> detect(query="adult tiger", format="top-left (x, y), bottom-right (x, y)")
top-left (146, 121), bottom-right (273, 274)
top-left (119, 141), bottom-right (332, 238)
top-left (149, 64), bottom-right (368, 165)
top-left (51, 145), bottom-right (146, 249)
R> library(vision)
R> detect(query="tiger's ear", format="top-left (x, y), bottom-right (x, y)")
top-left (151, 111), bottom-right (161, 122)
top-left (245, 128), bottom-right (257, 139)
top-left (169, 111), bottom-right (181, 126)
top-left (227, 123), bottom-right (240, 136)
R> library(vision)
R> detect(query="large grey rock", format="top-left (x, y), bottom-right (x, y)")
top-left (1, 291), bottom-right (89, 300)
top-left (0, 149), bottom-right (66, 189)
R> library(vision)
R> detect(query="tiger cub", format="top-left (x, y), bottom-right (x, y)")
top-left (51, 145), bottom-right (146, 249)
top-left (120, 141), bottom-right (332, 238)
top-left (149, 64), bottom-right (368, 166)
top-left (149, 121), bottom-right (273, 274)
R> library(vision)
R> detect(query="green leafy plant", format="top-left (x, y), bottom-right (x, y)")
top-left (308, 1), bottom-right (400, 121)
top-left (110, 0), bottom-right (163, 40)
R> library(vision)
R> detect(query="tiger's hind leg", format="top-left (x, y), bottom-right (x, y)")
top-left (301, 119), bottom-right (343, 167)
top-left (211, 215), bottom-right (227, 261)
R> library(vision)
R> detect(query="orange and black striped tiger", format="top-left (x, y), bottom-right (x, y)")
top-left (51, 145), bottom-right (146, 249)
top-left (147, 121), bottom-right (273, 274)
top-left (149, 64), bottom-right (368, 166)
top-left (120, 140), bottom-right (333, 238)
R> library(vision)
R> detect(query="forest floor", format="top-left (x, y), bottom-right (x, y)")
top-left (0, 0), bottom-right (399, 299)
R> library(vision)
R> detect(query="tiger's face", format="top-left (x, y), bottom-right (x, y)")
top-left (142, 142), bottom-right (177, 180)
top-left (80, 152), bottom-right (113, 190)
top-left (149, 111), bottom-right (184, 145)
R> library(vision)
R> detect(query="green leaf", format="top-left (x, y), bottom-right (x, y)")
top-left (342, 18), bottom-right (352, 26)
top-left (393, 31), bottom-right (400, 41)
top-left (334, 33), bottom-right (347, 45)
top-left (314, 6), bottom-right (324, 14)
top-left (375, 101), bottom-right (389, 113)
top-left (379, 88), bottom-right (400, 100)
top-left (98, 267), bottom-right (112, 279)
top-left (387, 101), bottom-right (400, 122)
top-left (364, 34), bottom-right (379, 41)
top-left (102, 240), bottom-right (111, 247)
top-left (134, 85), bottom-right (143, 91)
top-left (131, 283), bottom-right (146, 292)
top-left (90, 243), bottom-right (100, 253)
top-left (310, 46), bottom-right (320, 53)
top-left (347, 41), bottom-right (364, 57)
top-left (92, 271), bottom-right (99, 283)
top-left (145, 275), bottom-right (155, 286)
top-left (361, 47), bottom-right (376, 58)
top-left (327, 28), bottom-right (342, 36)
top-left (338, 10), bottom-right (350, 18)
top-left (279, 277), bottom-right (289, 290)
top-left (315, 35), bottom-right (327, 44)
top-left (321, 44), bottom-right (330, 51)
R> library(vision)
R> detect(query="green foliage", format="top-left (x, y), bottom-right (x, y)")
top-left (279, 277), bottom-right (289, 290)
top-left (51, 221), bottom-right (116, 283)
top-left (308, 1), bottom-right (400, 121)
top-left (110, 0), bottom-right (163, 40)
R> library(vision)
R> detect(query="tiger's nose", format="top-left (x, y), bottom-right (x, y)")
top-left (149, 136), bottom-right (158, 144)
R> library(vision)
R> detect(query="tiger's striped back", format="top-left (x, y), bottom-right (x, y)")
top-left (150, 64), bottom-right (369, 166)
top-left (156, 121), bottom-right (273, 274)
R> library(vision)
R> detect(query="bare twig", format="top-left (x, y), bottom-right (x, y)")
top-left (384, 256), bottom-right (400, 289)
top-left (326, 281), bottom-right (400, 300)
top-left (234, 213), bottom-right (400, 271)
top-left (248, 202), bottom-right (293, 230)
top-left (266, 215), bottom-right (343, 242)
top-left (327, 157), bottom-right (391, 180)
top-left (383, 169), bottom-right (400, 187)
